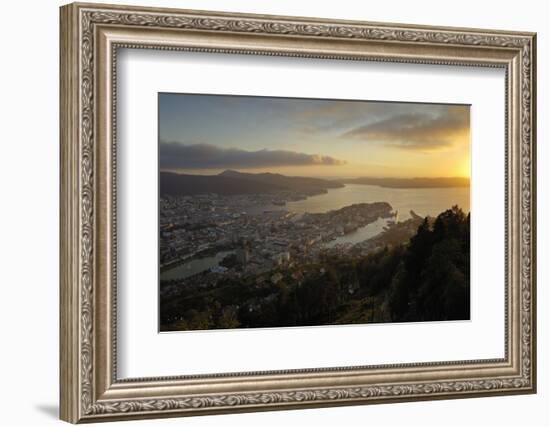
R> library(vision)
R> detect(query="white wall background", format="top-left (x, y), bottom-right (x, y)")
top-left (0, 0), bottom-right (545, 425)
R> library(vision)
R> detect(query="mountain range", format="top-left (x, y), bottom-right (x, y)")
top-left (160, 170), bottom-right (469, 196)
top-left (160, 170), bottom-right (344, 196)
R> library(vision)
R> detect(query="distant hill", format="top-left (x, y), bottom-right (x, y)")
top-left (160, 172), bottom-right (285, 196)
top-left (219, 170), bottom-right (343, 193)
top-left (160, 170), bottom-right (343, 196)
top-left (340, 177), bottom-right (469, 189)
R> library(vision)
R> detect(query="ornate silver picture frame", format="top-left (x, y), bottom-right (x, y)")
top-left (60, 2), bottom-right (536, 423)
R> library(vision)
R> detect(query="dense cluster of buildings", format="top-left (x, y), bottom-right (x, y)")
top-left (160, 193), bottom-right (394, 284)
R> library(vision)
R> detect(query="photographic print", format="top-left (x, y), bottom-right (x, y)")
top-left (159, 94), bottom-right (471, 332)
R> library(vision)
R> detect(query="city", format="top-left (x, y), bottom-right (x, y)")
top-left (157, 93), bottom-right (470, 331)
top-left (159, 189), bottom-right (432, 329)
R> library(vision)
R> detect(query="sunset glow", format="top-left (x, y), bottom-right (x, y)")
top-left (159, 93), bottom-right (470, 180)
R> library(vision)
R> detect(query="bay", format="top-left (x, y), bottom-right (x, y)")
top-left (160, 250), bottom-right (234, 281)
top-left (285, 183), bottom-right (470, 219)
top-left (161, 184), bottom-right (469, 280)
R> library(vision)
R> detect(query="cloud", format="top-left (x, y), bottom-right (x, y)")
top-left (341, 106), bottom-right (469, 151)
top-left (159, 142), bottom-right (346, 169)
top-left (295, 101), bottom-right (377, 135)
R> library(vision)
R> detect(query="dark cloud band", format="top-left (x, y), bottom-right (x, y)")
top-left (160, 142), bottom-right (346, 169)
top-left (342, 106), bottom-right (469, 151)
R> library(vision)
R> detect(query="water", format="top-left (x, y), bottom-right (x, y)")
top-left (162, 184), bottom-right (469, 280)
top-left (288, 183), bottom-right (469, 248)
top-left (325, 217), bottom-right (391, 248)
top-left (160, 250), bottom-right (234, 281)
top-left (285, 184), bottom-right (469, 218)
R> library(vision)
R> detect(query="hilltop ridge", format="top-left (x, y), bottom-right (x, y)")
top-left (160, 170), bottom-right (343, 196)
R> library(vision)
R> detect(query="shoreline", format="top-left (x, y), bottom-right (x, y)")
top-left (160, 202), bottom-right (394, 279)
top-left (160, 185), bottom-right (469, 281)
top-left (160, 244), bottom-right (235, 273)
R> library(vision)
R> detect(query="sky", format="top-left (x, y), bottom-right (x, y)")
top-left (159, 93), bottom-right (470, 179)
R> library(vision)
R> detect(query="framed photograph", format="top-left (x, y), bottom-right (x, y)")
top-left (60, 2), bottom-right (537, 423)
